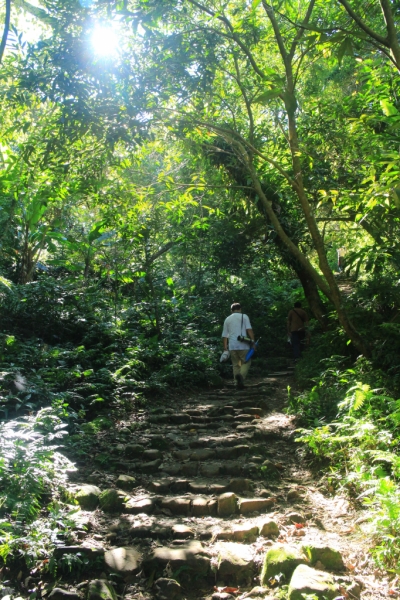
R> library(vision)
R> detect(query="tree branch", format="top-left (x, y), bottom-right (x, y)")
top-left (146, 240), bottom-right (177, 265)
top-left (262, 1), bottom-right (288, 63)
top-left (232, 52), bottom-right (255, 146)
top-left (288, 0), bottom-right (316, 61)
top-left (13, 0), bottom-right (57, 26)
top-left (186, 0), bottom-right (266, 79)
top-left (0, 0), bottom-right (11, 65)
top-left (379, 0), bottom-right (400, 69)
top-left (337, 0), bottom-right (388, 46)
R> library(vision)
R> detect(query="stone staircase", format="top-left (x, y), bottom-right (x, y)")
top-left (64, 375), bottom-right (364, 600)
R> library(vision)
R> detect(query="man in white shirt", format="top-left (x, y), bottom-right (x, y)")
top-left (222, 302), bottom-right (255, 389)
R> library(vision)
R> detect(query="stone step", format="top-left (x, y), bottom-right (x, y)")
top-left (171, 444), bottom-right (253, 461)
top-left (174, 422), bottom-right (224, 432)
top-left (160, 460), bottom-right (248, 478)
top-left (147, 477), bottom-right (254, 495)
top-left (109, 513), bottom-right (280, 544)
top-left (234, 399), bottom-right (269, 409)
top-left (122, 493), bottom-right (275, 517)
top-left (234, 406), bottom-right (265, 416)
top-left (267, 371), bottom-right (291, 377)
top-left (142, 541), bottom-right (211, 582)
top-left (142, 540), bottom-right (258, 585)
top-left (187, 434), bottom-right (254, 448)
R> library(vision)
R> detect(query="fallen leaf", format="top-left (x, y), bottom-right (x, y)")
top-left (294, 523), bottom-right (305, 529)
top-left (214, 586), bottom-right (239, 594)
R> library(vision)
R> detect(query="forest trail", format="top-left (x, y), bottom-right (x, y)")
top-left (65, 372), bottom-right (392, 600)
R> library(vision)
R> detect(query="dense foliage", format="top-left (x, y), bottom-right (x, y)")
top-left (1, 0), bottom-right (400, 585)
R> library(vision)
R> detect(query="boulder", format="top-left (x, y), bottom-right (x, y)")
top-left (215, 448), bottom-right (234, 460)
top-left (192, 497), bottom-right (210, 516)
top-left (215, 528), bottom-right (235, 541)
top-left (143, 541), bottom-right (210, 579)
top-left (154, 578), bottom-right (182, 600)
top-left (143, 449), bottom-right (162, 460)
top-left (217, 493), bottom-right (238, 517)
top-left (141, 459), bottom-right (162, 473)
top-left (104, 547), bottom-right (142, 579)
top-left (163, 464), bottom-right (183, 476)
top-left (69, 511), bottom-right (93, 531)
top-left (48, 589), bottom-right (79, 600)
top-left (221, 461), bottom-right (242, 476)
top-left (170, 480), bottom-right (189, 493)
top-left (87, 580), bottom-right (116, 600)
top-left (125, 444), bottom-right (145, 458)
top-left (172, 524), bottom-right (195, 539)
top-left (191, 449), bottom-right (216, 461)
top-left (116, 475), bottom-right (136, 491)
top-left (200, 463), bottom-right (221, 477)
top-left (75, 486), bottom-right (101, 511)
top-left (286, 512), bottom-right (306, 525)
top-left (208, 498), bottom-right (218, 516)
top-left (260, 520), bottom-right (279, 538)
top-left (161, 497), bottom-right (191, 515)
top-left (288, 564), bottom-right (340, 600)
top-left (287, 489), bottom-right (302, 501)
top-left (99, 489), bottom-right (126, 513)
top-left (173, 450), bottom-right (192, 461)
top-left (147, 436), bottom-right (170, 450)
top-left (303, 544), bottom-right (345, 572)
top-left (227, 479), bottom-right (253, 493)
top-left (124, 497), bottom-right (154, 514)
top-left (209, 483), bottom-right (228, 494)
top-left (188, 481), bottom-right (208, 493)
top-left (180, 463), bottom-right (198, 476)
top-left (260, 545), bottom-right (306, 584)
top-left (214, 542), bottom-right (256, 584)
top-left (149, 480), bottom-right (170, 493)
top-left (232, 524), bottom-right (259, 543)
top-left (239, 498), bottom-right (274, 514)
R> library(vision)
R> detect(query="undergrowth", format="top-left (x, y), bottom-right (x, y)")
top-left (292, 356), bottom-right (400, 572)
top-left (0, 408), bottom-right (76, 569)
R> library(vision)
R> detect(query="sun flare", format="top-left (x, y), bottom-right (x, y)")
top-left (91, 25), bottom-right (119, 57)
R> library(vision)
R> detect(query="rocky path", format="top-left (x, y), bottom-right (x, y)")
top-left (60, 373), bottom-right (393, 600)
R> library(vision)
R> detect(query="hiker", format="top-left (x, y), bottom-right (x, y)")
top-left (337, 247), bottom-right (346, 273)
top-left (287, 301), bottom-right (309, 361)
top-left (221, 302), bottom-right (255, 389)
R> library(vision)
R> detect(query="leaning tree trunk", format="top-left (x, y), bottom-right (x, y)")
top-left (295, 263), bottom-right (328, 329)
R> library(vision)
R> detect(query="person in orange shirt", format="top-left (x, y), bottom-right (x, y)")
top-left (287, 301), bottom-right (309, 361)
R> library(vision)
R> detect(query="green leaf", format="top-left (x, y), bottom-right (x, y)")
top-left (88, 222), bottom-right (107, 243)
top-left (380, 99), bottom-right (399, 116)
top-left (253, 89), bottom-right (282, 104)
top-left (337, 38), bottom-right (353, 64)
top-left (251, 0), bottom-right (262, 9)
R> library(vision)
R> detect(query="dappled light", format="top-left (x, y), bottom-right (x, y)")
top-left (0, 0), bottom-right (400, 598)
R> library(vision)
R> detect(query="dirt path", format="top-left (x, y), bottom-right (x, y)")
top-left (63, 373), bottom-right (395, 600)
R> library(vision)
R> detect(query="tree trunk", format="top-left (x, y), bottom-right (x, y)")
top-left (295, 263), bottom-right (328, 328)
top-left (283, 94), bottom-right (369, 355)
top-left (18, 226), bottom-right (35, 284)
